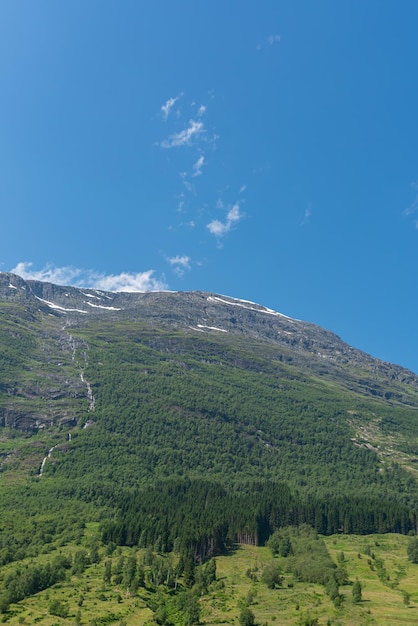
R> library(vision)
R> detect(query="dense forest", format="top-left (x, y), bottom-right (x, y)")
top-left (101, 479), bottom-right (416, 558)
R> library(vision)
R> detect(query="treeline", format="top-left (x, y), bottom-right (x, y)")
top-left (101, 479), bottom-right (417, 559)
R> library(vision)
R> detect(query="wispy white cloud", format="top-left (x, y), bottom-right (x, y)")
top-left (158, 93), bottom-right (247, 245)
top-left (168, 255), bottom-right (190, 268)
top-left (161, 94), bottom-right (182, 121)
top-left (179, 171), bottom-right (196, 194)
top-left (268, 34), bottom-right (281, 45)
top-left (161, 119), bottom-right (204, 148)
top-left (207, 202), bottom-right (243, 237)
top-left (207, 133), bottom-right (220, 151)
top-left (11, 262), bottom-right (82, 285)
top-left (257, 33), bottom-right (281, 50)
top-left (227, 204), bottom-right (241, 222)
top-left (192, 155), bottom-right (205, 177)
top-left (10, 262), bottom-right (167, 292)
top-left (207, 220), bottom-right (230, 237)
top-left (167, 255), bottom-right (191, 277)
top-left (177, 195), bottom-right (185, 212)
top-left (90, 271), bottom-right (167, 292)
top-left (159, 98), bottom-right (217, 152)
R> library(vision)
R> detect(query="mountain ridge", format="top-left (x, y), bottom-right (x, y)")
top-left (2, 271), bottom-right (418, 419)
top-left (2, 271), bottom-right (416, 379)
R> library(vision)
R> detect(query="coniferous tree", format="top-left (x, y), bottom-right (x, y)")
top-left (103, 559), bottom-right (112, 584)
top-left (122, 553), bottom-right (137, 590)
top-left (177, 590), bottom-right (200, 626)
top-left (352, 578), bottom-right (362, 603)
top-left (182, 552), bottom-right (195, 588)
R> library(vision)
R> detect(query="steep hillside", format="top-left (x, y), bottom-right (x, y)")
top-left (1, 271), bottom-right (418, 556)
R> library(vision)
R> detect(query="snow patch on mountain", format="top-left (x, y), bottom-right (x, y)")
top-left (197, 324), bottom-right (228, 333)
top-left (82, 292), bottom-right (103, 300)
top-left (207, 295), bottom-right (297, 321)
top-left (85, 301), bottom-right (122, 311)
top-left (35, 296), bottom-right (88, 314)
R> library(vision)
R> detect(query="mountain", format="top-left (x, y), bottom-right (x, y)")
top-left (1, 270), bottom-right (418, 552)
top-left (1, 270), bottom-right (418, 425)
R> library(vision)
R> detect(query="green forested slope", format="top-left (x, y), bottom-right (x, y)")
top-left (1, 284), bottom-right (418, 570)
top-left (47, 321), bottom-right (417, 500)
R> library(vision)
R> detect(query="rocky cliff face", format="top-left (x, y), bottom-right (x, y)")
top-left (1, 271), bottom-right (418, 432)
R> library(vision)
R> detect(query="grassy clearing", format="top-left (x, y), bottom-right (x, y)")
top-left (324, 534), bottom-right (418, 625)
top-left (2, 533), bottom-right (418, 625)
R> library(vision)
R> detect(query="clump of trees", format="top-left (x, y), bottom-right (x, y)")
top-left (267, 525), bottom-right (347, 606)
top-left (261, 562), bottom-right (283, 589)
top-left (0, 554), bottom-right (73, 613)
top-left (100, 546), bottom-right (218, 626)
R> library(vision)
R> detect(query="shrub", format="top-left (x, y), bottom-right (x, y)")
top-left (239, 607), bottom-right (255, 626)
top-left (49, 598), bottom-right (69, 617)
top-left (261, 562), bottom-right (283, 589)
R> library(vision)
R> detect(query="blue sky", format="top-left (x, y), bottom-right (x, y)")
top-left (1, 1), bottom-right (418, 373)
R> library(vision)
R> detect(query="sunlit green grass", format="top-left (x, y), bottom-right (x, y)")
top-left (3, 533), bottom-right (418, 625)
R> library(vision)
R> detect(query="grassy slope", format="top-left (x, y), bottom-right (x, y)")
top-left (2, 530), bottom-right (418, 625)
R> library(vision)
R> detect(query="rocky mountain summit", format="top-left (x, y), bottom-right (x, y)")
top-left (2, 271), bottom-right (418, 399)
top-left (1, 270), bottom-right (418, 436)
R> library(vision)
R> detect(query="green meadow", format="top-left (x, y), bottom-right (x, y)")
top-left (2, 527), bottom-right (418, 626)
